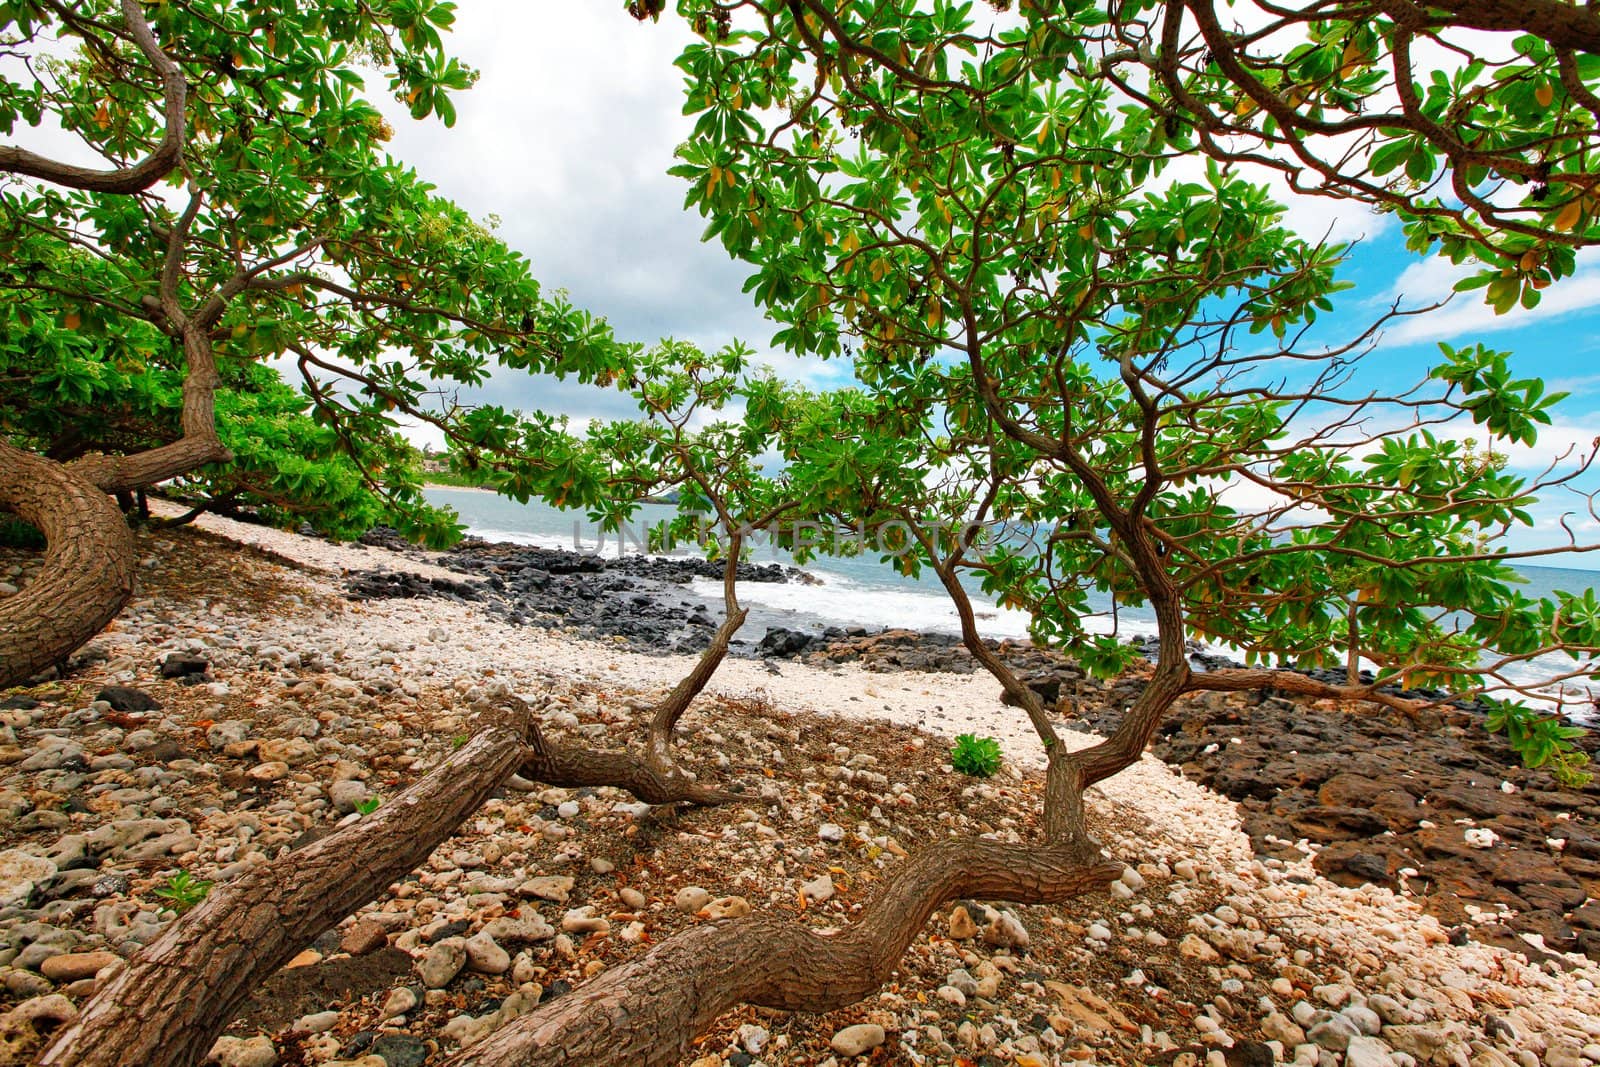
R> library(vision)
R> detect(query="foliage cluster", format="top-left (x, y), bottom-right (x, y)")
top-left (950, 733), bottom-right (1003, 778)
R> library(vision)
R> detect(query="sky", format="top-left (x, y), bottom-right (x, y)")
top-left (371, 2), bottom-right (1600, 563)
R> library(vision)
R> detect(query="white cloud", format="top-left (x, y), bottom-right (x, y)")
top-left (1378, 248), bottom-right (1600, 347)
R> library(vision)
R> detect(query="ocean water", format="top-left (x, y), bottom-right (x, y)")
top-left (424, 487), bottom-right (1598, 714)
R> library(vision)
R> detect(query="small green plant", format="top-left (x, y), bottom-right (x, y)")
top-left (356, 796), bottom-right (383, 816)
top-left (450, 733), bottom-right (469, 750)
top-left (154, 871), bottom-right (212, 913)
top-left (950, 734), bottom-right (1002, 778)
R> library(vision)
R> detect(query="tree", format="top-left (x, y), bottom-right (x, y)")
top-left (0, 0), bottom-right (631, 687)
top-left (1, 340), bottom-right (460, 542)
top-left (1092, 0), bottom-right (1600, 301)
top-left (12, 3), bottom-right (1599, 1066)
top-left (372, 4), bottom-right (1598, 1062)
top-left (651, 0), bottom-right (1600, 304)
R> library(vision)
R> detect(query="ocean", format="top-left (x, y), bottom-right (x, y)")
top-left (423, 487), bottom-right (1598, 715)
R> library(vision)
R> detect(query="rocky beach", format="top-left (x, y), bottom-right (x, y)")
top-left (1, 512), bottom-right (1598, 1067)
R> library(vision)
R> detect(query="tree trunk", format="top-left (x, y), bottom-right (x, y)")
top-left (0, 442), bottom-right (136, 689)
top-left (37, 706), bottom-right (532, 1067)
top-left (646, 535), bottom-right (747, 773)
top-left (445, 839), bottom-right (1122, 1067)
top-left (645, 608), bottom-right (747, 768)
top-left (525, 723), bottom-right (744, 806)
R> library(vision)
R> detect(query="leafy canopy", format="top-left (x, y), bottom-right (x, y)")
top-left (658, 0), bottom-right (1599, 781)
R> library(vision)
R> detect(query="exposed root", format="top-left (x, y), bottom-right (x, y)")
top-left (443, 838), bottom-right (1123, 1067)
top-left (524, 729), bottom-right (747, 806)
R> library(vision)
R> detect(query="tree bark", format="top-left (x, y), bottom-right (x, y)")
top-left (524, 723), bottom-right (744, 806)
top-left (37, 706), bottom-right (532, 1067)
top-left (0, 0), bottom-right (185, 194)
top-left (445, 839), bottom-right (1122, 1067)
top-left (0, 442), bottom-right (136, 689)
top-left (66, 328), bottom-right (231, 494)
top-left (646, 537), bottom-right (748, 776)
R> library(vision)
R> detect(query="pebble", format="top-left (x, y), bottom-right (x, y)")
top-left (1308, 1014), bottom-right (1360, 1052)
top-left (0, 850), bottom-right (56, 907)
top-left (465, 931), bottom-right (511, 974)
top-left (247, 761), bottom-right (289, 783)
top-left (830, 1023), bottom-right (886, 1057)
top-left (802, 873), bottom-right (835, 903)
top-left (1343, 1035), bottom-right (1398, 1067)
top-left (39, 949), bottom-right (118, 982)
top-left (522, 875), bottom-right (575, 903)
top-left (294, 1010), bottom-right (341, 1033)
top-left (675, 886), bottom-right (711, 914)
top-left (561, 907), bottom-right (610, 934)
top-left (328, 780), bottom-right (370, 814)
top-left (701, 896), bottom-right (751, 920)
top-left (982, 910), bottom-right (1028, 949)
top-left (738, 1023), bottom-right (770, 1054)
top-left (418, 937), bottom-right (467, 988)
top-left (340, 919), bottom-right (388, 956)
top-left (208, 1035), bottom-right (278, 1067)
top-left (382, 986), bottom-right (419, 1019)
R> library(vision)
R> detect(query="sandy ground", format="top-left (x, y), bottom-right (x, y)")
top-left (82, 504), bottom-right (1600, 1066)
top-left (160, 505), bottom-right (1070, 767)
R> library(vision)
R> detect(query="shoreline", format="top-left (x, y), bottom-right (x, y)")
top-left (171, 506), bottom-right (1600, 958)
top-left (343, 518), bottom-right (1600, 728)
top-left (3, 511), bottom-right (1598, 1065)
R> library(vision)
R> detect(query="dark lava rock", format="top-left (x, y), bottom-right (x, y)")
top-left (91, 873), bottom-right (131, 898)
top-left (159, 653), bottom-right (210, 679)
top-left (0, 695), bottom-right (39, 710)
top-left (1075, 684), bottom-right (1600, 961)
top-left (94, 686), bottom-right (161, 712)
top-left (369, 1033), bottom-right (429, 1067)
top-left (1225, 1043), bottom-right (1276, 1067)
top-left (344, 569), bottom-right (482, 602)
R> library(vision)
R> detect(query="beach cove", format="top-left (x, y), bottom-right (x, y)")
top-left (0, 510), bottom-right (1596, 1066)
